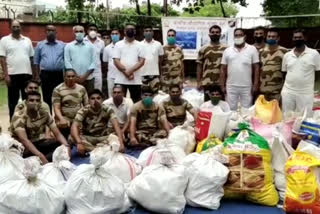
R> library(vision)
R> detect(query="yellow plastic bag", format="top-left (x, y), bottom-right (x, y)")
top-left (255, 95), bottom-right (282, 124)
top-left (223, 123), bottom-right (279, 206)
top-left (196, 135), bottom-right (222, 153)
top-left (284, 151), bottom-right (320, 214)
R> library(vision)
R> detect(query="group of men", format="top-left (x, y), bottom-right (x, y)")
top-left (0, 19), bottom-right (319, 163)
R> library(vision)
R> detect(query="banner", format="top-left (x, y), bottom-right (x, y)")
top-left (161, 17), bottom-right (237, 60)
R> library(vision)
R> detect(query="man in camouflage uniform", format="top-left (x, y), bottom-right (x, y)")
top-left (52, 69), bottom-right (89, 139)
top-left (129, 86), bottom-right (170, 148)
top-left (71, 89), bottom-right (124, 155)
top-left (161, 84), bottom-right (197, 128)
top-left (260, 29), bottom-right (287, 101)
top-left (10, 91), bottom-right (69, 164)
top-left (197, 25), bottom-right (227, 101)
top-left (161, 29), bottom-right (184, 93)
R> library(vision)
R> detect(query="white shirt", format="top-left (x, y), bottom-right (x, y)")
top-left (103, 42), bottom-right (119, 80)
top-left (282, 46), bottom-right (320, 94)
top-left (84, 36), bottom-right (104, 70)
top-left (113, 39), bottom-right (146, 85)
top-left (103, 97), bottom-right (134, 126)
top-left (0, 34), bottom-right (34, 75)
top-left (140, 39), bottom-right (164, 76)
top-left (200, 100), bottom-right (231, 112)
top-left (221, 43), bottom-right (259, 87)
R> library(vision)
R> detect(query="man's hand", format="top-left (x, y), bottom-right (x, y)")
top-left (168, 122), bottom-right (174, 130)
top-left (77, 75), bottom-right (87, 84)
top-left (38, 153), bottom-right (49, 165)
top-left (33, 74), bottom-right (40, 83)
top-left (119, 143), bottom-right (125, 153)
top-left (57, 118), bottom-right (70, 129)
top-left (77, 143), bottom-right (86, 156)
top-left (4, 75), bottom-right (10, 86)
top-left (130, 137), bottom-right (139, 146)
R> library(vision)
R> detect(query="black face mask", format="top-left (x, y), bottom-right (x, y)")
top-left (126, 29), bottom-right (135, 38)
top-left (47, 32), bottom-right (56, 42)
top-left (294, 40), bottom-right (305, 48)
top-left (12, 29), bottom-right (20, 35)
top-left (210, 35), bottom-right (220, 42)
top-left (254, 36), bottom-right (264, 43)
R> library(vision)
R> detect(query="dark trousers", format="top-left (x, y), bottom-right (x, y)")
top-left (23, 139), bottom-right (60, 162)
top-left (40, 70), bottom-right (64, 113)
top-left (82, 78), bottom-right (95, 94)
top-left (121, 84), bottom-right (141, 103)
top-left (8, 74), bottom-right (32, 120)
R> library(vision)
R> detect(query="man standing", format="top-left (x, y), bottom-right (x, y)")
top-left (103, 29), bottom-right (121, 98)
top-left (220, 28), bottom-right (260, 111)
top-left (34, 25), bottom-right (65, 112)
top-left (113, 24), bottom-right (145, 103)
top-left (260, 29), bottom-right (287, 101)
top-left (64, 25), bottom-right (96, 93)
top-left (0, 20), bottom-right (35, 120)
top-left (84, 24), bottom-right (105, 91)
top-left (140, 26), bottom-right (164, 94)
top-left (281, 29), bottom-right (320, 116)
top-left (253, 26), bottom-right (266, 51)
top-left (197, 25), bottom-right (227, 101)
top-left (161, 29), bottom-right (184, 93)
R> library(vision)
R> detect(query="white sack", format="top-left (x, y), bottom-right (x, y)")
top-left (168, 124), bottom-right (196, 154)
top-left (153, 91), bottom-right (169, 105)
top-left (0, 157), bottom-right (65, 214)
top-left (182, 89), bottom-right (204, 110)
top-left (64, 146), bottom-right (132, 214)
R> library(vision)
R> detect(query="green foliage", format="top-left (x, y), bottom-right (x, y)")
top-left (263, 0), bottom-right (320, 27)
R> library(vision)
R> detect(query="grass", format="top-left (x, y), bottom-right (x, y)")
top-left (0, 81), bottom-right (7, 107)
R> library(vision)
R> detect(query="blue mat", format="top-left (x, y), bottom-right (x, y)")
top-left (70, 148), bottom-right (285, 214)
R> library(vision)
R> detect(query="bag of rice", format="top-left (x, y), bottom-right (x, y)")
top-left (168, 124), bottom-right (196, 154)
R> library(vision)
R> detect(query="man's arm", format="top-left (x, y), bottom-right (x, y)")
top-left (111, 118), bottom-right (125, 152)
top-left (127, 57), bottom-right (145, 76)
top-left (158, 55), bottom-right (163, 76)
top-left (196, 63), bottom-right (203, 89)
top-left (0, 56), bottom-right (10, 85)
top-left (64, 44), bottom-right (73, 69)
top-left (53, 103), bottom-right (69, 126)
top-left (71, 121), bottom-right (82, 145)
top-left (220, 64), bottom-right (227, 94)
top-left (33, 43), bottom-right (41, 81)
top-left (114, 58), bottom-right (126, 73)
top-left (50, 125), bottom-right (69, 146)
top-left (129, 116), bottom-right (138, 145)
top-left (161, 118), bottom-right (170, 135)
top-left (252, 63), bottom-right (260, 93)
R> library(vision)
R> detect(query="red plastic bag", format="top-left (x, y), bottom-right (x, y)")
top-left (195, 111), bottom-right (212, 142)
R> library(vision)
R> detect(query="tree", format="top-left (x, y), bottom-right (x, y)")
top-left (66, 0), bottom-right (86, 23)
top-left (263, 0), bottom-right (320, 27)
top-left (182, 0), bottom-right (238, 17)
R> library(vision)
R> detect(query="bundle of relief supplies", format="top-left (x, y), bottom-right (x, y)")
top-left (182, 88), bottom-right (204, 110)
top-left (223, 123), bottom-right (279, 206)
top-left (196, 134), bottom-right (222, 153)
top-left (0, 157), bottom-right (65, 214)
top-left (128, 146), bottom-right (188, 214)
top-left (183, 152), bottom-right (229, 210)
top-left (39, 145), bottom-right (76, 186)
top-left (64, 146), bottom-right (132, 214)
top-left (254, 95), bottom-right (282, 124)
top-left (102, 134), bottom-right (142, 184)
top-left (284, 141), bottom-right (320, 214)
top-left (168, 123), bottom-right (196, 154)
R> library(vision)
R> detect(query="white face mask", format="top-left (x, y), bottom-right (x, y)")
top-left (234, 37), bottom-right (245, 45)
top-left (89, 30), bottom-right (97, 39)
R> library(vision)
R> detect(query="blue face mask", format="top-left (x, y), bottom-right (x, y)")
top-left (111, 35), bottom-right (120, 43)
top-left (266, 39), bottom-right (277, 45)
top-left (75, 32), bottom-right (84, 42)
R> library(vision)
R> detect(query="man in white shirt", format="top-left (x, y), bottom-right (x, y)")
top-left (200, 85), bottom-right (230, 112)
top-left (140, 26), bottom-right (164, 94)
top-left (281, 29), bottom-right (320, 116)
top-left (220, 28), bottom-right (260, 111)
top-left (0, 20), bottom-right (35, 120)
top-left (113, 24), bottom-right (146, 103)
top-left (102, 29), bottom-right (121, 98)
top-left (84, 24), bottom-right (105, 91)
top-left (103, 85), bottom-right (133, 137)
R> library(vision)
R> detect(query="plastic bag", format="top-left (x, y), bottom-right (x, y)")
top-left (168, 124), bottom-right (196, 154)
top-left (64, 146), bottom-right (132, 214)
top-left (153, 90), bottom-right (169, 105)
top-left (196, 135), bottom-right (222, 153)
top-left (223, 123), bottom-right (279, 206)
top-left (0, 133), bottom-right (24, 184)
top-left (0, 157), bottom-right (65, 214)
top-left (284, 147), bottom-right (320, 214)
top-left (183, 153), bottom-right (229, 209)
top-left (182, 88), bottom-right (204, 110)
top-left (103, 136), bottom-right (142, 183)
top-left (254, 95), bottom-right (282, 124)
top-left (225, 107), bottom-right (255, 137)
top-left (128, 150), bottom-right (188, 214)
top-left (39, 145), bottom-right (76, 186)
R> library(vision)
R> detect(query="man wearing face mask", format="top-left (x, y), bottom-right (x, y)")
top-left (220, 28), bottom-right (260, 111)
top-left (197, 25), bottom-right (227, 101)
top-left (161, 29), bottom-right (184, 93)
top-left (260, 29), bottom-right (288, 101)
top-left (281, 29), bottom-right (320, 116)
top-left (200, 85), bottom-right (230, 112)
top-left (10, 91), bottom-right (70, 164)
top-left (253, 26), bottom-right (266, 51)
top-left (65, 25), bottom-right (96, 94)
top-left (129, 86), bottom-right (170, 148)
top-left (113, 24), bottom-right (146, 103)
top-left (84, 24), bottom-right (105, 91)
top-left (71, 89), bottom-right (124, 155)
top-left (34, 25), bottom-right (65, 112)
top-left (103, 29), bottom-right (121, 98)
top-left (140, 26), bottom-right (164, 94)
top-left (161, 84), bottom-right (197, 129)
top-left (52, 69), bottom-right (89, 140)
top-left (0, 20), bottom-right (35, 120)
top-left (103, 85), bottom-right (133, 137)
